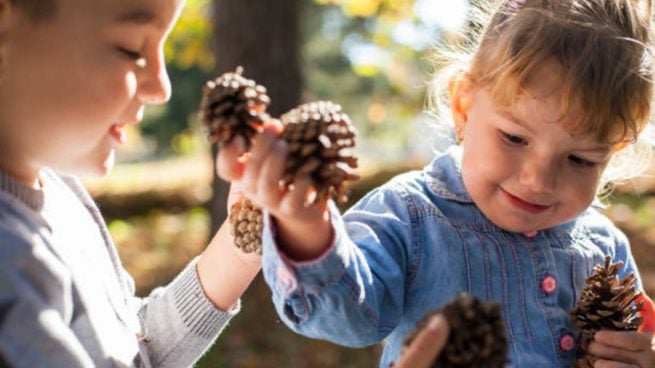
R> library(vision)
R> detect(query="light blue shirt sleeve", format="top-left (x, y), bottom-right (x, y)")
top-left (261, 187), bottom-right (416, 348)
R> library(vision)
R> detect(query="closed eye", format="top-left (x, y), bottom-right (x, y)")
top-left (118, 47), bottom-right (142, 60)
top-left (568, 155), bottom-right (597, 168)
top-left (500, 131), bottom-right (526, 146)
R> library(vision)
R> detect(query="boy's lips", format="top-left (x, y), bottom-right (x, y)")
top-left (501, 188), bottom-right (552, 214)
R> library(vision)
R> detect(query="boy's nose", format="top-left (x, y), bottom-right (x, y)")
top-left (138, 50), bottom-right (171, 105)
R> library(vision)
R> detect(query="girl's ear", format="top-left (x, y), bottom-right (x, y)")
top-left (448, 73), bottom-right (474, 143)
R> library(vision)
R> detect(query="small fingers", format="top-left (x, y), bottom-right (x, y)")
top-left (394, 314), bottom-right (449, 368)
top-left (278, 175), bottom-right (313, 216)
top-left (242, 128), bottom-right (280, 196)
top-left (588, 341), bottom-right (646, 367)
top-left (595, 331), bottom-right (652, 351)
top-left (257, 140), bottom-right (288, 208)
top-left (216, 135), bottom-right (247, 181)
top-left (593, 359), bottom-right (639, 368)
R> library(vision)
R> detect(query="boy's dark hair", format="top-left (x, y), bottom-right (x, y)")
top-left (11, 0), bottom-right (56, 22)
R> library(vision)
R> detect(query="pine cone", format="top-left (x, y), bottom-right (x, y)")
top-left (280, 101), bottom-right (359, 204)
top-left (199, 66), bottom-right (270, 147)
top-left (229, 198), bottom-right (263, 255)
top-left (401, 293), bottom-right (508, 368)
top-left (199, 70), bottom-right (360, 255)
top-left (571, 255), bottom-right (643, 368)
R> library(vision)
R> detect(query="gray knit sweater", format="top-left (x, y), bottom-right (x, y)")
top-left (0, 169), bottom-right (238, 367)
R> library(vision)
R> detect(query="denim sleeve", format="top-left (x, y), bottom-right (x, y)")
top-left (261, 186), bottom-right (415, 347)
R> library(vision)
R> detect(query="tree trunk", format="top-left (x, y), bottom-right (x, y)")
top-left (209, 0), bottom-right (302, 233)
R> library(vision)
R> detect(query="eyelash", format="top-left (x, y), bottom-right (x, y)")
top-left (568, 155), bottom-right (596, 168)
top-left (500, 131), bottom-right (526, 146)
top-left (118, 47), bottom-right (142, 60)
top-left (500, 131), bottom-right (597, 168)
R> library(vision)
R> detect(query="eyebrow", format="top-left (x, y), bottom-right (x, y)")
top-left (497, 110), bottom-right (534, 133)
top-left (116, 7), bottom-right (164, 29)
top-left (497, 110), bottom-right (612, 153)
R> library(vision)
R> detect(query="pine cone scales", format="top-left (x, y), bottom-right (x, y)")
top-left (199, 69), bottom-right (359, 254)
top-left (281, 101), bottom-right (359, 203)
top-left (572, 256), bottom-right (643, 368)
top-left (401, 293), bottom-right (508, 368)
top-left (199, 67), bottom-right (270, 146)
top-left (229, 198), bottom-right (263, 255)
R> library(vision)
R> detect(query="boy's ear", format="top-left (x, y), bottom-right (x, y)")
top-left (448, 73), bottom-right (474, 143)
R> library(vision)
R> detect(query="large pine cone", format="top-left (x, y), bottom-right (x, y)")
top-left (572, 255), bottom-right (643, 368)
top-left (280, 101), bottom-right (359, 204)
top-left (199, 66), bottom-right (270, 147)
top-left (401, 293), bottom-right (508, 368)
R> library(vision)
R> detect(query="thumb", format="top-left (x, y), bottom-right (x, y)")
top-left (394, 314), bottom-right (450, 368)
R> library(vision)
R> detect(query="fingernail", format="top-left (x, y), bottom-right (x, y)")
top-left (428, 314), bottom-right (444, 331)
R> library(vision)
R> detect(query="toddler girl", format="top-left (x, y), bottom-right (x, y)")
top-left (218, 0), bottom-right (655, 366)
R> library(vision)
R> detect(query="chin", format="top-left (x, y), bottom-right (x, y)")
top-left (58, 150), bottom-right (116, 178)
top-left (486, 213), bottom-right (541, 234)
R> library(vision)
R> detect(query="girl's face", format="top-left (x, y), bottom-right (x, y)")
top-left (457, 63), bottom-right (613, 233)
top-left (0, 0), bottom-right (184, 186)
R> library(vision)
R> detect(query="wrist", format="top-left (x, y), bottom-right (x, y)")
top-left (273, 207), bottom-right (333, 261)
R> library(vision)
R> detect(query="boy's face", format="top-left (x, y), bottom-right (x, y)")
top-left (0, 0), bottom-right (184, 183)
top-left (455, 62), bottom-right (613, 233)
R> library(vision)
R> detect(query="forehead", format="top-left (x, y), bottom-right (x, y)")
top-left (60, 0), bottom-right (184, 29)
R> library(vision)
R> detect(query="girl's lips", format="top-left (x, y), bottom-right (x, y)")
top-left (110, 124), bottom-right (127, 144)
top-left (501, 189), bottom-right (552, 214)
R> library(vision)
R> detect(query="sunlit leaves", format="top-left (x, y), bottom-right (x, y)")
top-left (165, 0), bottom-right (213, 71)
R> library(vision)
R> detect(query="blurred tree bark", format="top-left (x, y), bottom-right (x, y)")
top-left (210, 0), bottom-right (302, 233)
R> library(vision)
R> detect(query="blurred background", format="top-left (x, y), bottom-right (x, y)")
top-left (82, 0), bottom-right (655, 366)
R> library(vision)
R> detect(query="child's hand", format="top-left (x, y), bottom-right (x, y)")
top-left (216, 119), bottom-right (333, 261)
top-left (587, 330), bottom-right (655, 367)
top-left (394, 314), bottom-right (449, 368)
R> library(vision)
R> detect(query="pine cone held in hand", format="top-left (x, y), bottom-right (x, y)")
top-left (401, 293), bottom-right (508, 368)
top-left (281, 101), bottom-right (359, 204)
top-left (199, 66), bottom-right (270, 147)
top-left (571, 255), bottom-right (643, 368)
top-left (199, 69), bottom-right (360, 254)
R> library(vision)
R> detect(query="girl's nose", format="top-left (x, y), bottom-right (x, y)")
top-left (137, 49), bottom-right (171, 105)
top-left (519, 156), bottom-right (557, 194)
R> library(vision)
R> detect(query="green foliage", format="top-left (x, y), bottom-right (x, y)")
top-left (165, 0), bottom-right (213, 72)
top-left (141, 0), bottom-right (470, 159)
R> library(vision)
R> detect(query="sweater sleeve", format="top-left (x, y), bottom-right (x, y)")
top-left (0, 232), bottom-right (94, 368)
top-left (58, 174), bottom-right (240, 368)
top-left (133, 257), bottom-right (240, 368)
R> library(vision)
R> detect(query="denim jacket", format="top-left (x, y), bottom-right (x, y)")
top-left (261, 146), bottom-right (642, 367)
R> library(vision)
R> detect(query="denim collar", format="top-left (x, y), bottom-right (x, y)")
top-left (423, 144), bottom-right (605, 209)
top-left (424, 145), bottom-right (473, 204)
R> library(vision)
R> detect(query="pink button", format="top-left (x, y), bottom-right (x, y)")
top-left (560, 333), bottom-right (575, 352)
top-left (541, 275), bottom-right (557, 294)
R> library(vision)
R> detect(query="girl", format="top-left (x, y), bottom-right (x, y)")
top-left (218, 0), bottom-right (655, 366)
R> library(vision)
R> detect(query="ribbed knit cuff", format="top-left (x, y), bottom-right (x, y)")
top-left (169, 257), bottom-right (240, 340)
